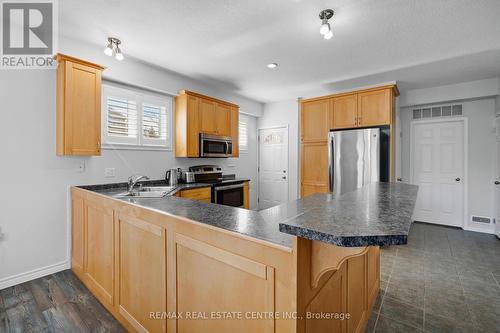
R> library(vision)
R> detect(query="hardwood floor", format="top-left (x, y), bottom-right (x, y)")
top-left (0, 270), bottom-right (125, 333)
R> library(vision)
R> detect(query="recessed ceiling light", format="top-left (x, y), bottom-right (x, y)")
top-left (267, 63), bottom-right (278, 69)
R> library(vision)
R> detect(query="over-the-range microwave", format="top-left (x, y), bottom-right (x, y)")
top-left (200, 133), bottom-right (233, 157)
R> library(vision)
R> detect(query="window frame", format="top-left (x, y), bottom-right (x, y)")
top-left (239, 114), bottom-right (249, 153)
top-left (102, 83), bottom-right (173, 151)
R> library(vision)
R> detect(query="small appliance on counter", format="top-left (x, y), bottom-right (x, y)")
top-left (187, 165), bottom-right (247, 208)
top-left (165, 168), bottom-right (181, 186)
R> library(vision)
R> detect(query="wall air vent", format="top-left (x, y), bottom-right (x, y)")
top-left (471, 216), bottom-right (492, 224)
top-left (412, 104), bottom-right (463, 120)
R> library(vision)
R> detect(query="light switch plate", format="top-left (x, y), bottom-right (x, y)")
top-left (104, 168), bottom-right (116, 178)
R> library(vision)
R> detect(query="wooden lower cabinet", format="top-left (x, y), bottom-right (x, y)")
top-left (175, 234), bottom-right (274, 332)
top-left (175, 187), bottom-right (211, 203)
top-left (301, 143), bottom-right (329, 197)
top-left (118, 213), bottom-right (167, 333)
top-left (84, 197), bottom-right (115, 307)
top-left (71, 188), bottom-right (379, 333)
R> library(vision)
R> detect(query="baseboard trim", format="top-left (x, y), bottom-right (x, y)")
top-left (463, 224), bottom-right (494, 234)
top-left (0, 260), bottom-right (70, 290)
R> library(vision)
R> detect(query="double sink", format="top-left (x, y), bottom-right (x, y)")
top-left (113, 186), bottom-right (178, 198)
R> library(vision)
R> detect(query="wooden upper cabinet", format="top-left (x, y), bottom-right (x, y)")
top-left (175, 90), bottom-right (240, 157)
top-left (230, 106), bottom-right (239, 157)
top-left (56, 54), bottom-right (104, 156)
top-left (215, 103), bottom-right (231, 136)
top-left (332, 94), bottom-right (358, 129)
top-left (358, 89), bottom-right (391, 127)
top-left (301, 99), bottom-right (330, 142)
top-left (199, 98), bottom-right (217, 134)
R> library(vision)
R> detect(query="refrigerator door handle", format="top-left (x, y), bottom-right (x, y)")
top-left (328, 132), bottom-right (334, 193)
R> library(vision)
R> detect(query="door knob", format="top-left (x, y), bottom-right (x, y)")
top-left (455, 178), bottom-right (461, 182)
top-left (495, 181), bottom-right (500, 185)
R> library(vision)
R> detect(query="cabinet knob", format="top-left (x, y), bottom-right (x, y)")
top-left (495, 181), bottom-right (500, 185)
top-left (455, 178), bottom-right (461, 182)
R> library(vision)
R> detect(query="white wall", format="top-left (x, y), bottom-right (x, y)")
top-left (399, 82), bottom-right (498, 233)
top-left (258, 100), bottom-right (300, 201)
top-left (0, 39), bottom-right (261, 288)
top-left (399, 77), bottom-right (500, 107)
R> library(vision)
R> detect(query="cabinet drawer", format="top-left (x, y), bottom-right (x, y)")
top-left (179, 187), bottom-right (211, 201)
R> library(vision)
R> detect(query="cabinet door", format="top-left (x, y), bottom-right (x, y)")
top-left (71, 192), bottom-right (85, 277)
top-left (215, 103), bottom-right (231, 136)
top-left (176, 235), bottom-right (275, 333)
top-left (301, 143), bottom-right (329, 197)
top-left (118, 214), bottom-right (167, 333)
top-left (358, 89), bottom-right (391, 127)
top-left (186, 95), bottom-right (200, 157)
top-left (179, 187), bottom-right (211, 203)
top-left (346, 255), bottom-right (368, 333)
top-left (231, 106), bottom-right (239, 157)
top-left (84, 198), bottom-right (114, 307)
top-left (199, 98), bottom-right (217, 134)
top-left (332, 94), bottom-right (358, 129)
top-left (64, 61), bottom-right (102, 155)
top-left (301, 99), bottom-right (330, 142)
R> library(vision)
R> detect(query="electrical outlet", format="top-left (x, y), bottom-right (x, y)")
top-left (76, 161), bottom-right (85, 173)
top-left (104, 168), bottom-right (116, 178)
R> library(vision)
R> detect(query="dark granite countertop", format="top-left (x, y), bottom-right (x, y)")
top-left (77, 181), bottom-right (417, 249)
top-left (278, 183), bottom-right (418, 247)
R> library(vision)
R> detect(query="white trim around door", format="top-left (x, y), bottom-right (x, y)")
top-left (410, 117), bottom-right (468, 229)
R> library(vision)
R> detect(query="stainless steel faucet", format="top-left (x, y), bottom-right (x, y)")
top-left (127, 175), bottom-right (150, 193)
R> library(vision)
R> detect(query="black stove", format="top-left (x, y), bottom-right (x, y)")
top-left (187, 165), bottom-right (248, 207)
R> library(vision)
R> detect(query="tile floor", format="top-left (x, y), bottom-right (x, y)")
top-left (366, 222), bottom-right (500, 333)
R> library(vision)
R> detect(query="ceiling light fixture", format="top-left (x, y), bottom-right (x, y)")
top-left (267, 63), bottom-right (278, 69)
top-left (318, 9), bottom-right (334, 40)
top-left (104, 37), bottom-right (124, 61)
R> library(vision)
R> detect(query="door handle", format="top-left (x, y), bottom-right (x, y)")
top-left (495, 181), bottom-right (500, 185)
top-left (455, 178), bottom-right (461, 182)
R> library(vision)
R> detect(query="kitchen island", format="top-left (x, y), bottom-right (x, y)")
top-left (70, 182), bottom-right (417, 333)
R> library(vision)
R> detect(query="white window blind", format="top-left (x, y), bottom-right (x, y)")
top-left (239, 114), bottom-right (248, 151)
top-left (106, 97), bottom-right (138, 144)
top-left (103, 84), bottom-right (172, 149)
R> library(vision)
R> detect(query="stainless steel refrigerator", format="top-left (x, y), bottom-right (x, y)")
top-left (328, 128), bottom-right (390, 195)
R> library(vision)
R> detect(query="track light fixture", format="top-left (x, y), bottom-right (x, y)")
top-left (319, 9), bottom-right (334, 40)
top-left (104, 37), bottom-right (124, 61)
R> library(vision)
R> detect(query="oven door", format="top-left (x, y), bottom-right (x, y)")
top-left (200, 134), bottom-right (232, 157)
top-left (213, 184), bottom-right (244, 207)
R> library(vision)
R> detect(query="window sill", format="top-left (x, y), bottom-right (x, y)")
top-left (102, 144), bottom-right (172, 152)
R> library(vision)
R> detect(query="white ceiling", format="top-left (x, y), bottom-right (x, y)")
top-left (60, 0), bottom-right (500, 102)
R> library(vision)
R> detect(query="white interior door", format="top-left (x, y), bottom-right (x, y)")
top-left (258, 127), bottom-right (289, 210)
top-left (495, 116), bottom-right (500, 236)
top-left (411, 120), bottom-right (464, 227)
